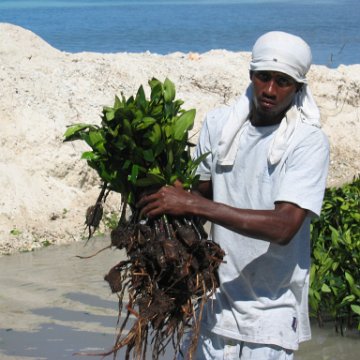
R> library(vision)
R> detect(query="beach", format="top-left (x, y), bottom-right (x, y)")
top-left (0, 22), bottom-right (359, 255)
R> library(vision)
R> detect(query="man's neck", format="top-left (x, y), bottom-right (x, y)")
top-left (249, 107), bottom-right (290, 127)
top-left (250, 114), bottom-right (284, 127)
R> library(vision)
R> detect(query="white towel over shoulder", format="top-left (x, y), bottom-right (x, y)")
top-left (217, 84), bottom-right (321, 166)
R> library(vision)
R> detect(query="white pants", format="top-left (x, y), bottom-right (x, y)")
top-left (178, 328), bottom-right (294, 360)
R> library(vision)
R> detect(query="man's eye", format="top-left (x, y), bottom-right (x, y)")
top-left (255, 72), bottom-right (271, 82)
top-left (276, 77), bottom-right (294, 87)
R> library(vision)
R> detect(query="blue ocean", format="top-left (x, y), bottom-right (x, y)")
top-left (0, 0), bottom-right (359, 68)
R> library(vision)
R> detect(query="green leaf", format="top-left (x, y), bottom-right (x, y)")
top-left (135, 117), bottom-right (156, 130)
top-left (114, 95), bottom-right (122, 109)
top-left (345, 272), bottom-right (355, 288)
top-left (345, 271), bottom-right (360, 297)
top-left (153, 141), bottom-right (165, 158)
top-left (122, 118), bottom-right (133, 137)
top-left (321, 283), bottom-right (332, 293)
top-left (135, 174), bottom-right (166, 187)
top-left (150, 104), bottom-right (164, 118)
top-left (105, 108), bottom-right (115, 121)
top-left (341, 294), bottom-right (356, 305)
top-left (149, 78), bottom-right (163, 103)
top-left (173, 109), bottom-right (195, 141)
top-left (163, 78), bottom-right (176, 103)
top-left (167, 149), bottom-right (174, 167)
top-left (64, 123), bottom-right (97, 140)
top-left (340, 203), bottom-right (349, 211)
top-left (164, 124), bottom-right (173, 139)
top-left (143, 149), bottom-right (155, 162)
top-left (126, 95), bottom-right (135, 106)
top-left (352, 213), bottom-right (360, 221)
top-left (122, 159), bottom-right (132, 170)
top-left (147, 123), bottom-right (162, 145)
top-left (135, 85), bottom-right (147, 110)
top-left (92, 162), bottom-right (113, 183)
top-left (189, 152), bottom-right (211, 173)
top-left (330, 226), bottom-right (339, 246)
top-left (129, 165), bottom-right (139, 185)
top-left (85, 131), bottom-right (106, 154)
top-left (351, 304), bottom-right (360, 315)
top-left (81, 151), bottom-right (99, 161)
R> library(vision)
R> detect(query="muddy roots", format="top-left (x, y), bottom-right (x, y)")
top-left (80, 196), bottom-right (224, 360)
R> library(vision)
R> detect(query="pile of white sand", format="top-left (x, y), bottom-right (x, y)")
top-left (0, 23), bottom-right (359, 255)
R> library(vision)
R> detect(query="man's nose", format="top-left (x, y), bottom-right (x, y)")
top-left (263, 79), bottom-right (277, 97)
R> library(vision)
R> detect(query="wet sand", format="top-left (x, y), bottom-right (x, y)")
top-left (0, 238), bottom-right (359, 359)
top-left (0, 237), bottom-right (176, 359)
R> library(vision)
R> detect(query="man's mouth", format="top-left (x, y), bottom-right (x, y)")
top-left (259, 98), bottom-right (276, 110)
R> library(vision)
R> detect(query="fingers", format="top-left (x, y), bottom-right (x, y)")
top-left (136, 185), bottom-right (190, 218)
top-left (140, 200), bottom-right (163, 218)
top-left (136, 192), bottom-right (153, 208)
top-left (137, 188), bottom-right (166, 218)
top-left (137, 187), bottom-right (164, 206)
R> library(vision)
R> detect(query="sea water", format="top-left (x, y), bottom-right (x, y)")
top-left (0, 0), bottom-right (359, 67)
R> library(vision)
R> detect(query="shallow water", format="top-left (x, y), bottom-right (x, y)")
top-left (0, 238), bottom-right (359, 359)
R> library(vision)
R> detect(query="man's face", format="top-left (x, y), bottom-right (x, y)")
top-left (250, 71), bottom-right (300, 124)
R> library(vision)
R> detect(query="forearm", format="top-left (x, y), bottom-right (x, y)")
top-left (185, 195), bottom-right (306, 245)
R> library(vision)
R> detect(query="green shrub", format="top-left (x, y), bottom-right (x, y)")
top-left (310, 175), bottom-right (360, 333)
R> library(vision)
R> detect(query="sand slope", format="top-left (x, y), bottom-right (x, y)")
top-left (0, 23), bottom-right (359, 254)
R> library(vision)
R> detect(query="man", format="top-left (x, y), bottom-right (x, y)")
top-left (139, 31), bottom-right (330, 359)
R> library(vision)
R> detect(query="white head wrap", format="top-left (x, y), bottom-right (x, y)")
top-left (217, 31), bottom-right (321, 166)
top-left (250, 31), bottom-right (312, 84)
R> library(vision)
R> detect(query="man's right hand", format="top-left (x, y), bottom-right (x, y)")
top-left (137, 184), bottom-right (196, 219)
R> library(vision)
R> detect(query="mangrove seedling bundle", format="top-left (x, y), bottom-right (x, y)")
top-left (64, 78), bottom-right (224, 360)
